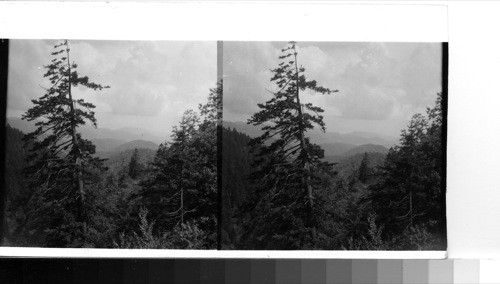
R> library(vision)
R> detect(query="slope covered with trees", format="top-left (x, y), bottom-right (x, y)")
top-left (221, 127), bottom-right (255, 248)
top-left (3, 41), bottom-right (220, 249)
top-left (222, 42), bottom-right (446, 250)
top-left (243, 42), bottom-right (338, 249)
top-left (13, 40), bottom-right (109, 246)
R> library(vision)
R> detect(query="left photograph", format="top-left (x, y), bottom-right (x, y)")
top-left (3, 40), bottom-right (219, 248)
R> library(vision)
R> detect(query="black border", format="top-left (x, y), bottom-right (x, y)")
top-left (440, 42), bottom-right (448, 244)
top-left (0, 39), bottom-right (9, 244)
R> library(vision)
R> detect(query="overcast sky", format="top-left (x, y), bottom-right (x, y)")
top-left (7, 40), bottom-right (216, 137)
top-left (223, 41), bottom-right (442, 138)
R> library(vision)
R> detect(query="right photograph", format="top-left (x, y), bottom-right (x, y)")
top-left (221, 41), bottom-right (446, 250)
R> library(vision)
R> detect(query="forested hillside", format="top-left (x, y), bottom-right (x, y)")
top-left (221, 127), bottom-right (255, 248)
top-left (103, 148), bottom-right (156, 175)
top-left (222, 94), bottom-right (446, 250)
top-left (221, 41), bottom-right (446, 250)
top-left (4, 125), bottom-right (28, 200)
top-left (4, 39), bottom-right (445, 250)
top-left (223, 121), bottom-right (398, 147)
top-left (7, 117), bottom-right (165, 145)
top-left (222, 126), bottom-right (393, 249)
top-left (4, 89), bottom-right (219, 248)
top-left (3, 40), bottom-right (219, 249)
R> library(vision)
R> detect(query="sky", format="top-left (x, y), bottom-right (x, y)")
top-left (7, 39), bottom-right (216, 138)
top-left (223, 41), bottom-right (443, 138)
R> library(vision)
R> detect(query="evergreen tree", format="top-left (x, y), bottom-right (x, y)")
top-left (365, 93), bottom-right (445, 249)
top-left (118, 168), bottom-right (128, 189)
top-left (4, 125), bottom-right (29, 245)
top-left (128, 148), bottom-right (142, 180)
top-left (358, 152), bottom-right (370, 183)
top-left (135, 83), bottom-right (220, 248)
top-left (20, 40), bottom-right (109, 246)
top-left (244, 41), bottom-right (338, 249)
top-left (221, 126), bottom-right (256, 247)
top-left (157, 109), bottom-right (201, 226)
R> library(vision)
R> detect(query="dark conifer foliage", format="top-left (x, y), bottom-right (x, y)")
top-left (4, 41), bottom-right (219, 249)
top-left (4, 125), bottom-right (28, 201)
top-left (126, 83), bottom-right (221, 249)
top-left (244, 41), bottom-right (339, 249)
top-left (4, 125), bottom-right (29, 243)
top-left (5, 82), bottom-right (220, 249)
top-left (221, 127), bottom-right (255, 248)
top-left (358, 153), bottom-right (370, 184)
top-left (128, 149), bottom-right (143, 179)
top-left (141, 109), bottom-right (202, 228)
top-left (18, 40), bottom-right (109, 246)
top-left (224, 93), bottom-right (446, 250)
top-left (363, 93), bottom-right (446, 249)
top-left (223, 41), bottom-right (446, 251)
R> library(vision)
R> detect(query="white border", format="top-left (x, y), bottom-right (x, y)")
top-left (0, 2), bottom-right (448, 42)
top-left (0, 2), bottom-right (448, 258)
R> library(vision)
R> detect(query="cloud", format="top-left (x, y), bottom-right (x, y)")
top-left (223, 41), bottom-right (280, 120)
top-left (73, 41), bottom-right (215, 117)
top-left (330, 43), bottom-right (402, 120)
top-left (223, 41), bottom-right (355, 121)
top-left (7, 40), bottom-right (216, 135)
top-left (400, 43), bottom-right (442, 108)
top-left (7, 40), bottom-right (52, 116)
top-left (300, 42), bottom-right (441, 121)
top-left (223, 41), bottom-right (442, 136)
top-left (8, 40), bottom-right (441, 138)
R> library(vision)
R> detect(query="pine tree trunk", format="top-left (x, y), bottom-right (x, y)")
top-left (66, 43), bottom-right (87, 241)
top-left (181, 186), bottom-right (184, 225)
top-left (409, 189), bottom-right (413, 229)
top-left (293, 48), bottom-right (315, 241)
top-left (180, 161), bottom-right (185, 225)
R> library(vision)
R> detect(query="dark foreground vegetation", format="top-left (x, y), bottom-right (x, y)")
top-left (3, 40), bottom-right (219, 248)
top-left (221, 42), bottom-right (446, 250)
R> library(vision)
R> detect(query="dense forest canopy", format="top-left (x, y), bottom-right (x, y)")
top-left (3, 41), bottom-right (220, 249)
top-left (14, 40), bottom-right (109, 246)
top-left (3, 40), bottom-right (445, 250)
top-left (222, 42), bottom-right (446, 250)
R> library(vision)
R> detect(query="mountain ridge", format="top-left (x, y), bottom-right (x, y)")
top-left (6, 117), bottom-right (165, 144)
top-left (96, 139), bottom-right (159, 158)
top-left (223, 120), bottom-right (398, 147)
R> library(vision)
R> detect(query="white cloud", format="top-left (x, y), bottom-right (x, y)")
top-left (222, 41), bottom-right (280, 121)
top-left (7, 40), bottom-right (216, 137)
top-left (223, 41), bottom-right (442, 136)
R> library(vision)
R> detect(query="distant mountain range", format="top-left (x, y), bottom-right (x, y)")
top-left (320, 142), bottom-right (357, 156)
top-left (7, 117), bottom-right (165, 144)
top-left (6, 117), bottom-right (162, 156)
top-left (222, 121), bottom-right (392, 164)
top-left (322, 143), bottom-right (389, 164)
top-left (223, 121), bottom-right (398, 147)
top-left (342, 143), bottom-right (389, 156)
top-left (7, 117), bottom-right (164, 150)
top-left (108, 139), bottom-right (158, 153)
top-left (92, 138), bottom-right (127, 152)
top-left (103, 147), bottom-right (157, 175)
top-left (6, 117), bottom-right (394, 161)
top-left (320, 142), bottom-right (389, 157)
top-left (96, 139), bottom-right (159, 158)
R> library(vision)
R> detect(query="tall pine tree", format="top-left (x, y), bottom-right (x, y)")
top-left (128, 148), bottom-right (142, 180)
top-left (135, 83), bottom-right (220, 248)
top-left (358, 153), bottom-right (370, 183)
top-left (245, 41), bottom-right (338, 249)
top-left (365, 93), bottom-right (445, 249)
top-left (21, 40), bottom-right (109, 246)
